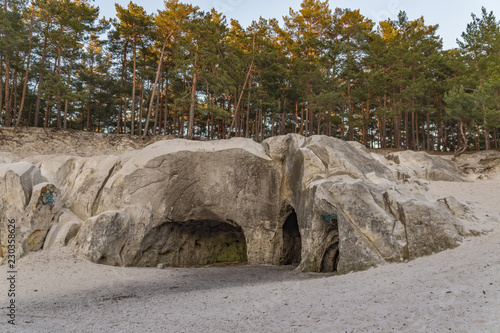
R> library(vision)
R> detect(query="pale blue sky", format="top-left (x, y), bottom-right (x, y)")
top-left (96, 0), bottom-right (500, 50)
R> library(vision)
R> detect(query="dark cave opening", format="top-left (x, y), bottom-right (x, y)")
top-left (281, 211), bottom-right (302, 265)
top-left (321, 242), bottom-right (340, 273)
top-left (319, 212), bottom-right (340, 273)
top-left (145, 220), bottom-right (248, 267)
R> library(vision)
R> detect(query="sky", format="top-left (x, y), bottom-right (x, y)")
top-left (94, 0), bottom-right (500, 50)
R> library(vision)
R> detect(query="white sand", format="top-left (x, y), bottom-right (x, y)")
top-left (1, 178), bottom-right (499, 333)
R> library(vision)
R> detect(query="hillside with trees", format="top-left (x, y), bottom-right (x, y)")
top-left (1, 0), bottom-right (499, 154)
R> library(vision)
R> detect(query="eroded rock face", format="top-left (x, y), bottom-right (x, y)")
top-left (0, 161), bottom-right (64, 259)
top-left (0, 134), bottom-right (484, 274)
top-left (453, 151), bottom-right (500, 179)
top-left (265, 135), bottom-right (467, 273)
top-left (90, 139), bottom-right (284, 266)
top-left (384, 151), bottom-right (465, 182)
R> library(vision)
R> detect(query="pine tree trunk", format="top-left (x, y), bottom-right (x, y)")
top-left (300, 102), bottom-right (304, 135)
top-left (483, 118), bottom-right (490, 150)
top-left (187, 68), bottom-right (198, 138)
top-left (426, 112), bottom-right (431, 151)
top-left (493, 128), bottom-right (498, 149)
top-left (308, 107), bottom-right (312, 136)
top-left (138, 78), bottom-right (144, 135)
top-left (476, 126), bottom-right (480, 151)
top-left (164, 78), bottom-right (169, 135)
top-left (305, 105), bottom-right (309, 137)
top-left (86, 89), bottom-right (92, 131)
top-left (393, 112), bottom-right (400, 149)
top-left (348, 81), bottom-right (354, 141)
top-left (4, 54), bottom-right (11, 126)
top-left (44, 95), bottom-right (51, 128)
top-left (363, 99), bottom-right (369, 146)
top-left (86, 61), bottom-right (94, 131)
top-left (11, 70), bottom-right (18, 124)
top-left (227, 61), bottom-right (253, 139)
top-left (56, 25), bottom-right (63, 129)
top-left (153, 80), bottom-right (161, 135)
top-left (131, 40), bottom-right (137, 135)
top-left (294, 101), bottom-right (298, 134)
top-left (63, 53), bottom-right (75, 129)
top-left (317, 109), bottom-right (321, 136)
top-left (245, 84), bottom-right (251, 138)
top-left (34, 29), bottom-right (48, 128)
top-left (0, 55), bottom-right (3, 114)
top-left (164, 97), bottom-right (168, 136)
top-left (404, 110), bottom-right (409, 149)
top-left (415, 114), bottom-right (420, 151)
top-left (281, 99), bottom-right (286, 135)
top-left (411, 111), bottom-right (416, 150)
top-left (28, 104), bottom-right (33, 126)
top-left (455, 120), bottom-right (467, 157)
top-left (144, 40), bottom-right (167, 137)
top-left (117, 42), bottom-right (128, 133)
top-left (437, 112), bottom-right (443, 151)
top-left (443, 120), bottom-right (449, 152)
top-left (381, 93), bottom-right (388, 148)
top-left (15, 7), bottom-right (35, 128)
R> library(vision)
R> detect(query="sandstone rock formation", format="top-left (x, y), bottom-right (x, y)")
top-left (0, 132), bottom-right (493, 274)
top-left (384, 150), bottom-right (465, 182)
top-left (0, 162), bottom-right (62, 258)
top-left (453, 150), bottom-right (500, 179)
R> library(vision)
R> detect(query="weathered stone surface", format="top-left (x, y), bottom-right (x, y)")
top-left (0, 181), bottom-right (62, 259)
top-left (0, 162), bottom-right (45, 210)
top-left (0, 162), bottom-right (62, 259)
top-left (454, 151), bottom-right (500, 178)
top-left (268, 135), bottom-right (468, 273)
top-left (399, 200), bottom-right (462, 259)
top-left (75, 211), bottom-right (132, 266)
top-left (89, 138), bottom-right (284, 266)
top-left (26, 182), bottom-right (63, 251)
top-left (0, 133), bottom-right (480, 275)
top-left (385, 151), bottom-right (465, 182)
top-left (43, 209), bottom-right (83, 250)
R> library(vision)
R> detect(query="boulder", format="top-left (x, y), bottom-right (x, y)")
top-left (273, 135), bottom-right (467, 273)
top-left (453, 151), bottom-right (500, 179)
top-left (85, 138), bottom-right (284, 267)
top-left (75, 211), bottom-right (132, 266)
top-left (0, 163), bottom-right (62, 259)
top-left (0, 162), bottom-right (45, 210)
top-left (25, 182), bottom-right (63, 251)
top-left (43, 209), bottom-right (83, 250)
top-left (385, 151), bottom-right (465, 182)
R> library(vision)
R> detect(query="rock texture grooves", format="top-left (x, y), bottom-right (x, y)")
top-left (1, 132), bottom-right (494, 274)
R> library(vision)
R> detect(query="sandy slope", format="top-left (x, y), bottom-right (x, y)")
top-left (1, 180), bottom-right (500, 333)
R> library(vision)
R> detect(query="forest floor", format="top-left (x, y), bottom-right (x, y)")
top-left (0, 129), bottom-right (499, 332)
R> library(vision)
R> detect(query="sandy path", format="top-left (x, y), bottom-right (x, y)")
top-left (1, 180), bottom-right (499, 333)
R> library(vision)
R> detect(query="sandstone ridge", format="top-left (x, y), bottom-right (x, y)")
top-left (0, 133), bottom-right (494, 274)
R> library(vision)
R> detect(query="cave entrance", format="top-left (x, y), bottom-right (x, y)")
top-left (155, 220), bottom-right (248, 267)
top-left (320, 213), bottom-right (340, 273)
top-left (321, 242), bottom-right (340, 273)
top-left (281, 211), bottom-right (302, 265)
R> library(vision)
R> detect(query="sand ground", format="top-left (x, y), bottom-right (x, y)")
top-left (1, 180), bottom-right (499, 333)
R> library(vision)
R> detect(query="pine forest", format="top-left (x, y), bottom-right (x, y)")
top-left (1, 0), bottom-right (500, 155)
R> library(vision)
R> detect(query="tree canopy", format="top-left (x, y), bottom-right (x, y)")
top-left (1, 0), bottom-right (499, 153)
